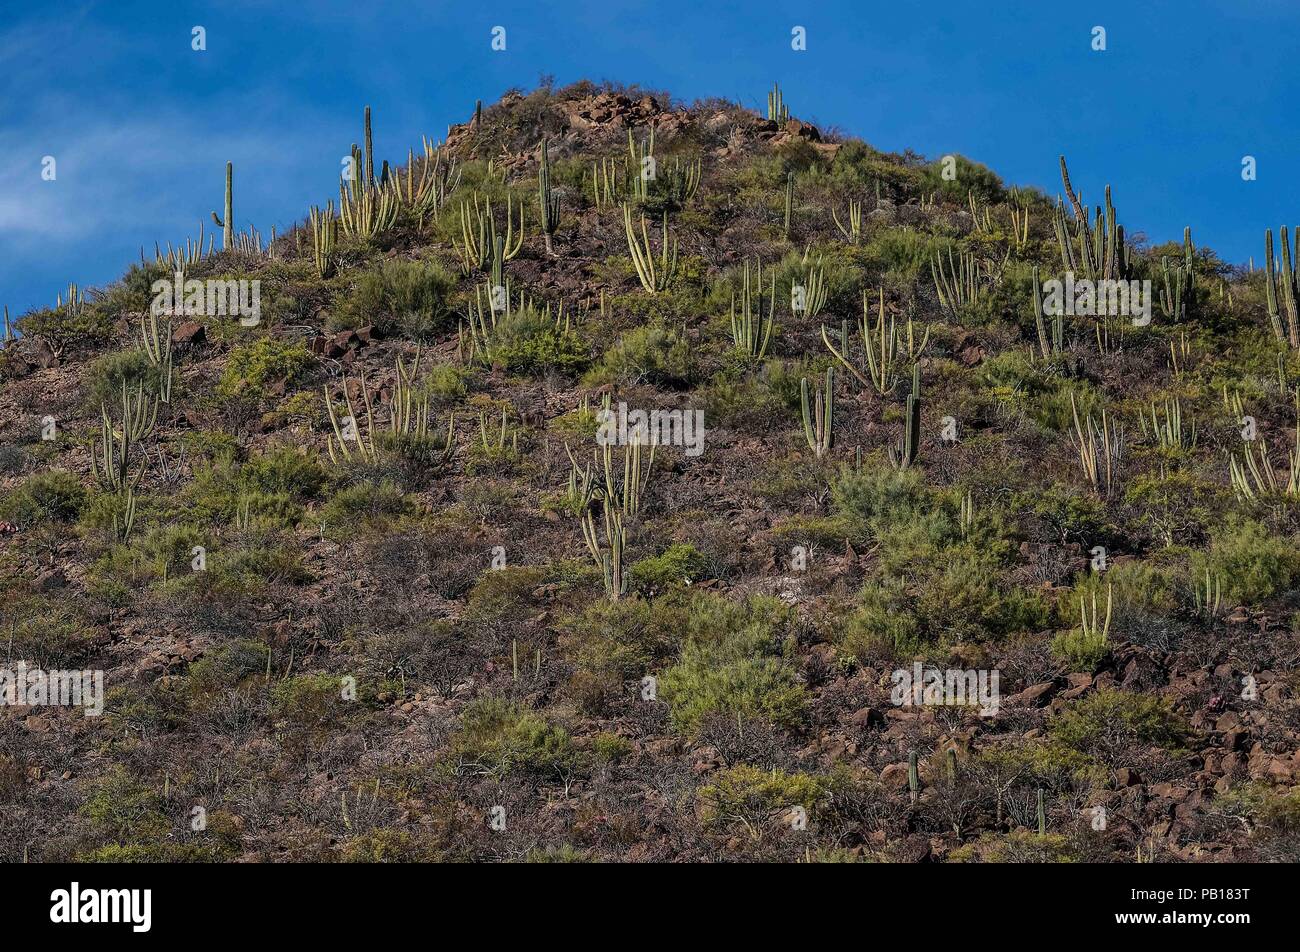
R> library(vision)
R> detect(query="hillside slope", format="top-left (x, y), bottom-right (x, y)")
top-left (1, 80), bottom-right (1298, 863)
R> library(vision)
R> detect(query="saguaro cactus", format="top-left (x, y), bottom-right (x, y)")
top-left (211, 162), bottom-right (234, 250)
top-left (538, 139), bottom-right (560, 255)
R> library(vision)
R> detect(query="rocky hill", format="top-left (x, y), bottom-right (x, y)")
top-left (1, 80), bottom-right (1298, 862)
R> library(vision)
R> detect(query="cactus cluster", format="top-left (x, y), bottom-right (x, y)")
top-left (1264, 225), bottom-right (1300, 349)
top-left (729, 258), bottom-right (775, 357)
top-left (1053, 155), bottom-right (1129, 281)
top-left (537, 138), bottom-right (561, 255)
top-left (800, 367), bottom-right (834, 459)
top-left (623, 205), bottom-right (679, 293)
top-left (823, 287), bottom-right (929, 395)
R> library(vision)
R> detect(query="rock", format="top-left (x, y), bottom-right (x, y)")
top-left (172, 321), bottom-right (206, 345)
top-left (1115, 767), bottom-right (1142, 787)
top-left (1009, 681), bottom-right (1056, 706)
top-left (848, 707), bottom-right (883, 729)
top-left (35, 568), bottom-right (67, 591)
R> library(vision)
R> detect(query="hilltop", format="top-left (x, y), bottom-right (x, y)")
top-left (1, 79), bottom-right (1298, 863)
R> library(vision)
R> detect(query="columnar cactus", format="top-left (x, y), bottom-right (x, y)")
top-left (1158, 227), bottom-right (1195, 322)
top-left (1032, 266), bottom-right (1063, 358)
top-left (800, 367), bottom-right (834, 459)
top-left (767, 82), bottom-right (788, 122)
top-left (211, 162), bottom-right (234, 250)
top-left (890, 364), bottom-right (922, 470)
top-left (1264, 225), bottom-right (1300, 349)
top-left (623, 204), bottom-right (678, 293)
top-left (1054, 155), bottom-right (1128, 281)
top-left (730, 258), bottom-right (774, 357)
top-left (309, 203), bottom-right (338, 278)
top-left (538, 138), bottom-right (560, 254)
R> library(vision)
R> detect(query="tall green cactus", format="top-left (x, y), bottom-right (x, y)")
top-left (211, 162), bottom-right (233, 250)
top-left (767, 82), bottom-right (789, 122)
top-left (800, 367), bottom-right (834, 459)
top-left (730, 258), bottom-right (775, 357)
top-left (538, 138), bottom-right (560, 255)
top-left (890, 364), bottom-right (922, 470)
top-left (623, 204), bottom-right (678, 293)
top-left (1032, 265), bottom-right (1063, 358)
top-left (1054, 155), bottom-right (1129, 281)
top-left (908, 750), bottom-right (920, 804)
top-left (1265, 225), bottom-right (1300, 349)
top-left (1158, 227), bottom-right (1195, 321)
top-left (783, 172), bottom-right (794, 238)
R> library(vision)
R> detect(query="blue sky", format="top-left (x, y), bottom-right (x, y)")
top-left (2, 0), bottom-right (1297, 319)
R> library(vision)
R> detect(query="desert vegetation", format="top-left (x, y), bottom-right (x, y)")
top-left (1, 79), bottom-right (1298, 863)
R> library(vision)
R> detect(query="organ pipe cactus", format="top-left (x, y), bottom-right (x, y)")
top-left (1264, 226), bottom-right (1300, 349)
top-left (800, 367), bottom-right (833, 459)
top-left (1032, 265), bottom-right (1063, 358)
top-left (822, 288), bottom-right (929, 395)
top-left (783, 172), bottom-right (794, 238)
top-left (309, 203), bottom-right (338, 279)
top-left (767, 82), bottom-right (788, 122)
top-left (325, 376), bottom-right (379, 464)
top-left (623, 204), bottom-right (678, 293)
top-left (1158, 227), bottom-right (1195, 322)
top-left (889, 364), bottom-right (922, 470)
top-left (832, 199), bottom-right (862, 243)
top-left (730, 258), bottom-right (775, 357)
top-left (582, 496), bottom-right (627, 601)
top-left (1054, 155), bottom-right (1129, 281)
top-left (908, 750), bottom-right (920, 804)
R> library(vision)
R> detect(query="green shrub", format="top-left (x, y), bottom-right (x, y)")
top-left (1193, 521), bottom-right (1300, 605)
top-left (240, 446), bottom-right (328, 499)
top-left (586, 324), bottom-right (699, 388)
top-left (336, 259), bottom-right (456, 339)
top-left (1050, 689), bottom-right (1188, 760)
top-left (659, 594), bottom-right (806, 734)
top-left (448, 698), bottom-right (574, 777)
top-left (86, 349), bottom-right (165, 408)
top-left (219, 337), bottom-right (312, 399)
top-left (318, 481), bottom-right (412, 536)
top-left (0, 470), bottom-right (86, 526)
top-left (698, 764), bottom-right (824, 827)
top-left (630, 543), bottom-right (710, 594)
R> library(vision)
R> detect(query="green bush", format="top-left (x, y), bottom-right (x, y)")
top-left (698, 764), bottom-right (824, 828)
top-left (1050, 689), bottom-right (1188, 760)
top-left (448, 698), bottom-right (574, 777)
top-left (586, 325), bottom-right (699, 388)
top-left (318, 481), bottom-right (412, 536)
top-left (659, 594), bottom-right (806, 734)
top-left (0, 470), bottom-right (86, 526)
top-left (1193, 521), bottom-right (1300, 605)
top-left (630, 543), bottom-right (710, 594)
top-left (219, 337), bottom-right (312, 399)
top-left (86, 349), bottom-right (166, 409)
top-left (336, 259), bottom-right (456, 339)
